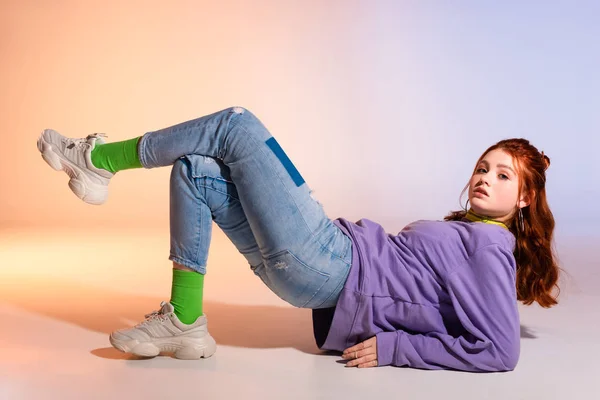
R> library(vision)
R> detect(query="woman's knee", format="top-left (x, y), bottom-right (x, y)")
top-left (174, 154), bottom-right (232, 182)
top-left (170, 157), bottom-right (190, 183)
top-left (230, 106), bottom-right (246, 115)
top-left (228, 107), bottom-right (271, 143)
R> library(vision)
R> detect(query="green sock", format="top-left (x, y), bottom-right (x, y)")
top-left (90, 136), bottom-right (143, 174)
top-left (170, 269), bottom-right (204, 324)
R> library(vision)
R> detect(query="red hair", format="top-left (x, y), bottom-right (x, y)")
top-left (444, 139), bottom-right (562, 308)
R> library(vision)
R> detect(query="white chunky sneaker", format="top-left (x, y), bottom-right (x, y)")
top-left (37, 129), bottom-right (115, 205)
top-left (109, 301), bottom-right (217, 360)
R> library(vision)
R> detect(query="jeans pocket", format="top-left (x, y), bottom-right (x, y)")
top-left (254, 249), bottom-right (330, 308)
top-left (315, 222), bottom-right (352, 264)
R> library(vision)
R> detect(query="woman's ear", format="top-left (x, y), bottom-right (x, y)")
top-left (518, 190), bottom-right (532, 208)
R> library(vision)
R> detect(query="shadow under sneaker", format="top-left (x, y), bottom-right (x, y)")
top-left (109, 301), bottom-right (217, 360)
top-left (37, 129), bottom-right (115, 205)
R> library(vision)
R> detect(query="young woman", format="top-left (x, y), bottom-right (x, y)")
top-left (37, 106), bottom-right (560, 372)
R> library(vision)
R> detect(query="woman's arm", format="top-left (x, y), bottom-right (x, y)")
top-left (376, 244), bottom-right (520, 372)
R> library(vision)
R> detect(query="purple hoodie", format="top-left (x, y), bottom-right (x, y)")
top-left (312, 217), bottom-right (520, 372)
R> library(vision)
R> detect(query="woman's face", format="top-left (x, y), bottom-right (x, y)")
top-left (468, 149), bottom-right (527, 223)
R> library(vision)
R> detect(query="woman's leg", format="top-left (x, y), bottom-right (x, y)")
top-left (139, 106), bottom-right (352, 308)
top-left (139, 107), bottom-right (345, 256)
top-left (169, 154), bottom-right (263, 273)
top-left (139, 107), bottom-right (328, 258)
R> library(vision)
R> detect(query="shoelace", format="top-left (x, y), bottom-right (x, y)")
top-left (66, 132), bottom-right (108, 150)
top-left (137, 301), bottom-right (170, 326)
top-left (89, 132), bottom-right (109, 139)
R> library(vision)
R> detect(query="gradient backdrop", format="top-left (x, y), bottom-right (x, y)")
top-left (1, 1), bottom-right (598, 290)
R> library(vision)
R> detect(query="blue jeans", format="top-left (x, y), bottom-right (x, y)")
top-left (137, 106), bottom-right (352, 309)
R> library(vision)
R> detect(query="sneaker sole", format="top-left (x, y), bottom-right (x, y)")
top-left (37, 131), bottom-right (109, 205)
top-left (109, 332), bottom-right (217, 360)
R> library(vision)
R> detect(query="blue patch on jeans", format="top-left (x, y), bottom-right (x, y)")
top-left (265, 137), bottom-right (305, 187)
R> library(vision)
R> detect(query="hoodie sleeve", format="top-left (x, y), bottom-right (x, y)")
top-left (376, 244), bottom-right (520, 372)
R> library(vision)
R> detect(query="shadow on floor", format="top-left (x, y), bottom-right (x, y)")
top-left (1, 275), bottom-right (538, 361)
top-left (0, 276), bottom-right (322, 356)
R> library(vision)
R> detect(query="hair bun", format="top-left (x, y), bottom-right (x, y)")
top-left (541, 151), bottom-right (550, 171)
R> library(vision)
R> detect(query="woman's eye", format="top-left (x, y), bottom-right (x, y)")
top-left (476, 168), bottom-right (508, 180)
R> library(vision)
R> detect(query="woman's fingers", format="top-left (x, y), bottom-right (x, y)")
top-left (341, 337), bottom-right (378, 368)
top-left (342, 341), bottom-right (366, 355)
top-left (341, 347), bottom-right (373, 360)
top-left (342, 337), bottom-right (374, 355)
top-left (357, 360), bottom-right (378, 368)
top-left (345, 353), bottom-right (378, 368)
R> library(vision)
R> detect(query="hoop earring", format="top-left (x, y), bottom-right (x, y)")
top-left (518, 207), bottom-right (524, 231)
top-left (464, 198), bottom-right (470, 212)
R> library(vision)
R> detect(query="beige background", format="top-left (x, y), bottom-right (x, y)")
top-left (2, 0), bottom-right (367, 230)
top-left (1, 2), bottom-right (599, 398)
top-left (4, 0), bottom-right (596, 235)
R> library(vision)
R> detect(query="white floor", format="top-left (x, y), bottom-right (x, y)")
top-left (1, 226), bottom-right (598, 400)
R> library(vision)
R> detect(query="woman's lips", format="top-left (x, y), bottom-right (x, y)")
top-left (474, 191), bottom-right (488, 198)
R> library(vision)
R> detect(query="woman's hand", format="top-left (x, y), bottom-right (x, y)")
top-left (341, 336), bottom-right (378, 368)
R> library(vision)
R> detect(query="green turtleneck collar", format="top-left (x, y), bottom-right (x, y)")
top-left (463, 209), bottom-right (509, 230)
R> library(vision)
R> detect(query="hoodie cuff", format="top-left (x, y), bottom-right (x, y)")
top-left (376, 331), bottom-right (398, 366)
